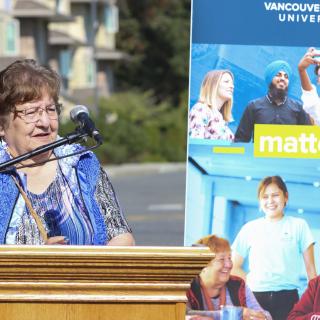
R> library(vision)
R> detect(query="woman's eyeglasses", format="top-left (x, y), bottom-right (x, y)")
top-left (14, 103), bottom-right (62, 123)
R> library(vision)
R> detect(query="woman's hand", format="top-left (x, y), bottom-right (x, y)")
top-left (45, 236), bottom-right (68, 245)
top-left (243, 308), bottom-right (267, 320)
top-left (107, 232), bottom-right (135, 246)
top-left (185, 316), bottom-right (212, 320)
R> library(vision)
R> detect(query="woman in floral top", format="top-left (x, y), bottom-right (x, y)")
top-left (189, 70), bottom-right (235, 141)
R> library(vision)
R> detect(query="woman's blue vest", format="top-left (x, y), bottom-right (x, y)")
top-left (0, 146), bottom-right (107, 245)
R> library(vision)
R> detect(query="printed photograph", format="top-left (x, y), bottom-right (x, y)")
top-left (185, 142), bottom-right (320, 296)
top-left (188, 44), bottom-right (320, 143)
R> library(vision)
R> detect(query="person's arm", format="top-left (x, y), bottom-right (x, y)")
top-left (231, 225), bottom-right (250, 280)
top-left (185, 316), bottom-right (213, 320)
top-left (95, 167), bottom-right (135, 246)
top-left (188, 104), bottom-right (208, 139)
top-left (303, 244), bottom-right (317, 281)
top-left (287, 277), bottom-right (320, 320)
top-left (242, 308), bottom-right (271, 320)
top-left (298, 49), bottom-right (316, 91)
top-left (187, 310), bottom-right (219, 320)
top-left (243, 285), bottom-right (272, 320)
top-left (299, 68), bottom-right (313, 92)
top-left (300, 219), bottom-right (317, 280)
top-left (298, 48), bottom-right (320, 125)
top-left (231, 251), bottom-right (247, 280)
top-left (107, 232), bottom-right (135, 246)
top-left (45, 236), bottom-right (69, 245)
top-left (234, 104), bottom-right (254, 142)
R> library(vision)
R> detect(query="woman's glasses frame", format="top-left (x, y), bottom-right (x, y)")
top-left (13, 103), bottom-right (62, 123)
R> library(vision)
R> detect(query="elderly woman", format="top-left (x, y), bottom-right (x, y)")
top-left (186, 235), bottom-right (271, 320)
top-left (232, 176), bottom-right (316, 320)
top-left (0, 59), bottom-right (134, 246)
top-left (188, 70), bottom-right (235, 141)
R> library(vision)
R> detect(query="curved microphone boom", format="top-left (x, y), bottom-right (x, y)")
top-left (70, 105), bottom-right (103, 144)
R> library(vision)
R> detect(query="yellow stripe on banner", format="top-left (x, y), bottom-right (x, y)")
top-left (212, 147), bottom-right (245, 154)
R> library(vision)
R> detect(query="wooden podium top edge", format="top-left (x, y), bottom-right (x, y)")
top-left (0, 245), bottom-right (214, 260)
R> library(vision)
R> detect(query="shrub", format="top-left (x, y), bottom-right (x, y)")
top-left (59, 90), bottom-right (187, 164)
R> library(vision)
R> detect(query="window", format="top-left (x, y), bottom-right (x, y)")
top-left (86, 59), bottom-right (95, 87)
top-left (59, 49), bottom-right (72, 79)
top-left (56, 0), bottom-right (62, 13)
top-left (4, 0), bottom-right (12, 12)
top-left (56, 0), bottom-right (67, 14)
top-left (104, 4), bottom-right (119, 33)
top-left (4, 19), bottom-right (19, 55)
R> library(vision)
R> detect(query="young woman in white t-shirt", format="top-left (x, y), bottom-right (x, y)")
top-left (231, 176), bottom-right (317, 320)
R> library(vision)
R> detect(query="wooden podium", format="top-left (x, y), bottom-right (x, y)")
top-left (0, 246), bottom-right (213, 320)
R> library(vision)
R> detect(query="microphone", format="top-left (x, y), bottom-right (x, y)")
top-left (70, 105), bottom-right (103, 144)
top-left (44, 209), bottom-right (62, 238)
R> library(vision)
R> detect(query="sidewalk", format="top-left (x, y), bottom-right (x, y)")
top-left (104, 162), bottom-right (186, 178)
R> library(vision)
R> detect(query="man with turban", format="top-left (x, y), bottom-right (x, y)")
top-left (235, 60), bottom-right (311, 142)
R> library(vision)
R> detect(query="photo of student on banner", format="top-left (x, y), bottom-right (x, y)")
top-left (185, 142), bottom-right (320, 317)
top-left (188, 44), bottom-right (320, 147)
top-left (298, 47), bottom-right (320, 126)
top-left (235, 60), bottom-right (311, 142)
top-left (231, 175), bottom-right (317, 320)
top-left (188, 70), bottom-right (235, 142)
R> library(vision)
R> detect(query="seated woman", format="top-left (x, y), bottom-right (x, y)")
top-left (287, 275), bottom-right (320, 319)
top-left (186, 235), bottom-right (271, 320)
top-left (0, 59), bottom-right (134, 245)
top-left (188, 70), bottom-right (235, 141)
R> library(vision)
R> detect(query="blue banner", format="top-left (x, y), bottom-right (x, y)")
top-left (192, 0), bottom-right (320, 46)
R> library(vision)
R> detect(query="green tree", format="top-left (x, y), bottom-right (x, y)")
top-left (115, 0), bottom-right (191, 105)
top-left (59, 1), bottom-right (190, 164)
top-left (59, 90), bottom-right (187, 164)
top-left (95, 90), bottom-right (187, 164)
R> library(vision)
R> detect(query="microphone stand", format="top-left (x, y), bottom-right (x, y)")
top-left (0, 129), bottom-right (88, 171)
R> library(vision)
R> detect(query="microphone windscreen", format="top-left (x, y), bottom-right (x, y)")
top-left (70, 105), bottom-right (89, 122)
top-left (44, 210), bottom-right (62, 238)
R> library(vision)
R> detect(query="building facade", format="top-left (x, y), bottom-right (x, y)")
top-left (0, 0), bottom-right (125, 109)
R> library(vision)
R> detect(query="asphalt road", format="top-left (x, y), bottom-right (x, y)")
top-left (106, 163), bottom-right (186, 246)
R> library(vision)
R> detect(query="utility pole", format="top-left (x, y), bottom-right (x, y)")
top-left (90, 0), bottom-right (99, 115)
